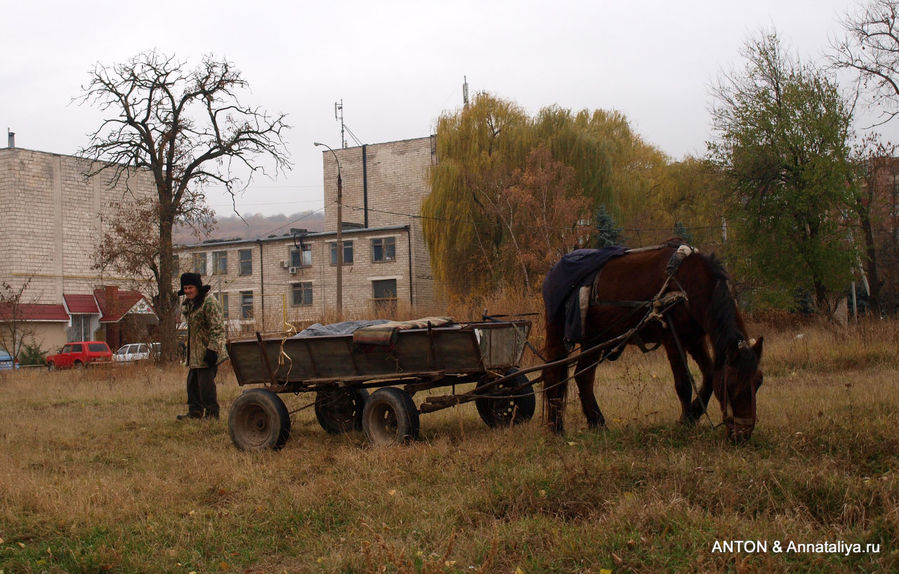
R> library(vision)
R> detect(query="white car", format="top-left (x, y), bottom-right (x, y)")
top-left (113, 343), bottom-right (159, 362)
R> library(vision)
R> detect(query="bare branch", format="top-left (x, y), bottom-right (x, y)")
top-left (76, 51), bottom-right (291, 361)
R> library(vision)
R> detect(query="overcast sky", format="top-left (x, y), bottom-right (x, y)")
top-left (3, 0), bottom-right (893, 219)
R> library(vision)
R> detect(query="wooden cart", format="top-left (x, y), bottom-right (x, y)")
top-left (225, 319), bottom-right (533, 449)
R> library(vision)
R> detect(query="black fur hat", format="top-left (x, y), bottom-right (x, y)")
top-left (178, 272), bottom-right (204, 296)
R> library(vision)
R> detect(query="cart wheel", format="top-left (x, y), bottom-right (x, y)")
top-left (314, 388), bottom-right (369, 434)
top-left (228, 389), bottom-right (291, 451)
top-left (362, 387), bottom-right (419, 446)
top-left (475, 369), bottom-right (536, 428)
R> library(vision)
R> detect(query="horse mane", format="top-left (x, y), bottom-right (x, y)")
top-left (695, 253), bottom-right (747, 368)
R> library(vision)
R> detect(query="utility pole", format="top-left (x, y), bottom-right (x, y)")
top-left (314, 142), bottom-right (343, 316)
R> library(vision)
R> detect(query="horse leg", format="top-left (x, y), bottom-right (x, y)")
top-left (662, 341), bottom-right (696, 425)
top-left (686, 340), bottom-right (714, 422)
top-left (543, 321), bottom-right (568, 435)
top-left (574, 353), bottom-right (605, 429)
top-left (543, 362), bottom-right (568, 434)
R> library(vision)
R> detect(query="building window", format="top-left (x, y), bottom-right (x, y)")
top-left (215, 292), bottom-right (230, 320)
top-left (238, 249), bottom-right (252, 276)
top-left (372, 279), bottom-right (398, 314)
top-left (290, 244), bottom-right (312, 267)
top-left (240, 290), bottom-right (254, 319)
top-left (291, 282), bottom-right (313, 307)
top-left (213, 251), bottom-right (228, 275)
top-left (191, 253), bottom-right (207, 275)
top-left (329, 241), bottom-right (354, 265)
top-left (172, 254), bottom-right (180, 274)
top-left (371, 237), bottom-right (396, 262)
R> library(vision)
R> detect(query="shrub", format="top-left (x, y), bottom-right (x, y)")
top-left (18, 342), bottom-right (47, 366)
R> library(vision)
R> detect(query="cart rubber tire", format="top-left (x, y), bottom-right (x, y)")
top-left (314, 388), bottom-right (369, 434)
top-left (228, 389), bottom-right (291, 451)
top-left (475, 369), bottom-right (536, 428)
top-left (362, 387), bottom-right (419, 446)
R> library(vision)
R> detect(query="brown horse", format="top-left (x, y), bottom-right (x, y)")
top-left (542, 243), bottom-right (764, 441)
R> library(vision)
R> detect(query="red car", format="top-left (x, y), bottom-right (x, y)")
top-left (46, 341), bottom-right (113, 370)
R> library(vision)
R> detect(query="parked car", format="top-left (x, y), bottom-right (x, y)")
top-left (46, 341), bottom-right (112, 370)
top-left (113, 342), bottom-right (159, 362)
top-left (0, 349), bottom-right (17, 370)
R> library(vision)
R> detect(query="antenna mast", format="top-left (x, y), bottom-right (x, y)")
top-left (334, 99), bottom-right (347, 149)
top-left (463, 76), bottom-right (469, 108)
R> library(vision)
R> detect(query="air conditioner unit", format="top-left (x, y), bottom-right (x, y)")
top-left (288, 266), bottom-right (298, 274)
top-left (280, 260), bottom-right (288, 268)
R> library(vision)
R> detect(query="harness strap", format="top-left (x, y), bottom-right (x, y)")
top-left (593, 300), bottom-right (650, 308)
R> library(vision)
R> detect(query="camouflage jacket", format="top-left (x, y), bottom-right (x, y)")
top-left (182, 288), bottom-right (229, 369)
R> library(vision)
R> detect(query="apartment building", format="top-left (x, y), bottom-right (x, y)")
top-left (175, 225), bottom-right (416, 334)
top-left (176, 136), bottom-right (440, 330)
top-left (0, 143), bottom-right (157, 352)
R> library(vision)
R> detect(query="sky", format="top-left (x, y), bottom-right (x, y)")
top-left (3, 0), bottom-right (894, 218)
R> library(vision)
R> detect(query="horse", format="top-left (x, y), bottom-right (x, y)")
top-left (542, 242), bottom-right (764, 442)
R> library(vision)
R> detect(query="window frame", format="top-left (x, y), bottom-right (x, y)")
top-left (212, 251), bottom-right (228, 275)
top-left (290, 282), bottom-right (314, 307)
top-left (371, 236), bottom-right (396, 263)
top-left (238, 249), bottom-right (253, 276)
top-left (191, 252), bottom-right (207, 275)
top-left (215, 291), bottom-right (230, 320)
top-left (239, 290), bottom-right (254, 320)
top-left (289, 244), bottom-right (313, 268)
top-left (329, 240), bottom-right (354, 266)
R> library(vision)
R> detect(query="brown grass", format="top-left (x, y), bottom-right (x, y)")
top-left (1, 316), bottom-right (897, 573)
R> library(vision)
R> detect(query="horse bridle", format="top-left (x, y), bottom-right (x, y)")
top-left (720, 338), bottom-right (756, 430)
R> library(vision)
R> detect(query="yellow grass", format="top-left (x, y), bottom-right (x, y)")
top-left (0, 318), bottom-right (897, 573)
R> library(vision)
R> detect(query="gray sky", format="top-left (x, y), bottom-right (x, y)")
top-left (3, 0), bottom-right (892, 218)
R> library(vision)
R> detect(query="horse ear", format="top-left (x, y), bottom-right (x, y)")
top-left (752, 337), bottom-right (764, 359)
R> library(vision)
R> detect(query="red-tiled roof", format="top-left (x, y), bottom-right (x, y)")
top-left (0, 303), bottom-right (70, 322)
top-left (94, 288), bottom-right (153, 323)
top-left (63, 294), bottom-right (100, 314)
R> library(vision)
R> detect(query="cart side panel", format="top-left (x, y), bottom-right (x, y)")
top-left (477, 322), bottom-right (531, 369)
top-left (227, 339), bottom-right (313, 385)
top-left (389, 330), bottom-right (484, 372)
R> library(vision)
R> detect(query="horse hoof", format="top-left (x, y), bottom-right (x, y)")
top-left (548, 422), bottom-right (565, 435)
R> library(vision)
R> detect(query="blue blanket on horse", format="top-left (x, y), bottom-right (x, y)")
top-left (542, 247), bottom-right (627, 344)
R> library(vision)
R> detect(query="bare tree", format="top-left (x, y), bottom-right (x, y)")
top-left (831, 0), bottom-right (899, 125)
top-left (78, 51), bottom-right (290, 361)
top-left (94, 195), bottom-right (214, 303)
top-left (0, 278), bottom-right (38, 363)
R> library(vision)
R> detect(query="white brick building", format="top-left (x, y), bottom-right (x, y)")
top-left (176, 136), bottom-right (440, 331)
top-left (0, 145), bottom-right (156, 353)
top-left (321, 136), bottom-right (438, 309)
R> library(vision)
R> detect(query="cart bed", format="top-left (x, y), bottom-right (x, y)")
top-left (227, 320), bottom-right (530, 387)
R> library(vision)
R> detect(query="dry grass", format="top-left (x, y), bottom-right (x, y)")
top-left (1, 317), bottom-right (898, 573)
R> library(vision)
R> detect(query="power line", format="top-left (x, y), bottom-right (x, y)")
top-left (343, 203), bottom-right (725, 234)
top-left (260, 204), bottom-right (330, 237)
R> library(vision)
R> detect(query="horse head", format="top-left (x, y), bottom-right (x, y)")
top-left (715, 337), bottom-right (764, 442)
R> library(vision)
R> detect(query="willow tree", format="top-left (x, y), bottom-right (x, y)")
top-left (422, 93), bottom-right (664, 298)
top-left (79, 51), bottom-right (290, 361)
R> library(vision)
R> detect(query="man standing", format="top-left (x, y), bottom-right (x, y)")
top-left (177, 272), bottom-right (228, 420)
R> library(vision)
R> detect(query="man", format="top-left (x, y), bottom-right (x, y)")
top-left (177, 272), bottom-right (228, 420)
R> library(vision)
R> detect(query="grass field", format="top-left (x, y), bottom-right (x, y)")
top-left (0, 319), bottom-right (897, 573)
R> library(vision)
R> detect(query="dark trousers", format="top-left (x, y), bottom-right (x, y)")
top-left (186, 365), bottom-right (219, 418)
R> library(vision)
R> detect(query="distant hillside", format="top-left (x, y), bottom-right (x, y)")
top-left (174, 211), bottom-right (325, 245)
